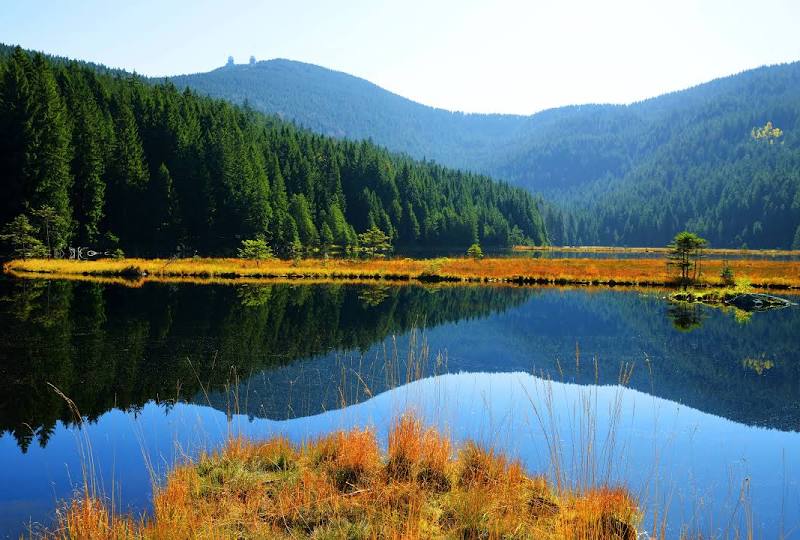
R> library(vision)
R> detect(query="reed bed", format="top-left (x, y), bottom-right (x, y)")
top-left (6, 255), bottom-right (800, 289)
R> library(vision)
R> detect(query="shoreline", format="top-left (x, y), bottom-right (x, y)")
top-left (4, 255), bottom-right (800, 290)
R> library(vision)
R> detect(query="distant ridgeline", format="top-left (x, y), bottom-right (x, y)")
top-left (211, 289), bottom-right (800, 433)
top-left (170, 57), bottom-right (800, 248)
top-left (0, 45), bottom-right (547, 257)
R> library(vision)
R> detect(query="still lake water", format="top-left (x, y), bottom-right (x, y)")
top-left (0, 278), bottom-right (798, 537)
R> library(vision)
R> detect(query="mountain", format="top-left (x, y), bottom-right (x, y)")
top-left (169, 59), bottom-right (800, 248)
top-left (0, 45), bottom-right (547, 257)
top-left (167, 59), bottom-right (531, 173)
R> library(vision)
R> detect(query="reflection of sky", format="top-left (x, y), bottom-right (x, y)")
top-left (2, 372), bottom-right (798, 538)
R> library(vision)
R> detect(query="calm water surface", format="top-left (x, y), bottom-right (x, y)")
top-left (0, 278), bottom-right (798, 537)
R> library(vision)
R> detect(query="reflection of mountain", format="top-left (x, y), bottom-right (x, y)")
top-left (212, 290), bottom-right (800, 431)
top-left (0, 279), bottom-right (534, 451)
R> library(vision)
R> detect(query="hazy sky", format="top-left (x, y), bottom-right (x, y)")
top-left (3, 0), bottom-right (799, 114)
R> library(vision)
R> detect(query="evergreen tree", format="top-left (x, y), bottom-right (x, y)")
top-left (151, 163), bottom-right (178, 248)
top-left (358, 225), bottom-right (392, 257)
top-left (62, 71), bottom-right (106, 245)
top-left (1, 51), bottom-right (75, 250)
top-left (0, 47), bottom-right (34, 226)
top-left (289, 193), bottom-right (319, 246)
top-left (320, 223), bottom-right (333, 251)
top-left (667, 231), bottom-right (708, 284)
top-left (1, 214), bottom-right (47, 258)
top-left (106, 90), bottom-right (149, 245)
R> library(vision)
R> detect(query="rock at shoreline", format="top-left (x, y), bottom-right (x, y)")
top-left (726, 293), bottom-right (795, 312)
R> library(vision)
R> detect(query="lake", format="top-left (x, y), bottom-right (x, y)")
top-left (0, 277), bottom-right (798, 538)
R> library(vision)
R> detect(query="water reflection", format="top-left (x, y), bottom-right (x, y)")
top-left (2, 373), bottom-right (797, 537)
top-left (0, 279), bottom-right (533, 451)
top-left (666, 302), bottom-right (706, 332)
top-left (1, 278), bottom-right (799, 536)
top-left (207, 289), bottom-right (800, 431)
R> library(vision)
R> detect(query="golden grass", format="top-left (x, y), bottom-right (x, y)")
top-left (513, 244), bottom-right (800, 257)
top-left (42, 413), bottom-right (640, 539)
top-left (6, 254), bottom-right (800, 289)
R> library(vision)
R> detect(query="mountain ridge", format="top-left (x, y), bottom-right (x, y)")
top-left (4, 42), bottom-right (799, 248)
top-left (168, 57), bottom-right (800, 248)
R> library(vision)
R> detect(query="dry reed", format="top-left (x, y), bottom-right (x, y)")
top-left (5, 255), bottom-right (800, 289)
top-left (42, 412), bottom-right (641, 539)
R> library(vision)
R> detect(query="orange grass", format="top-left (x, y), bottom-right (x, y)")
top-left (513, 244), bottom-right (800, 257)
top-left (6, 255), bottom-right (800, 289)
top-left (42, 413), bottom-right (641, 539)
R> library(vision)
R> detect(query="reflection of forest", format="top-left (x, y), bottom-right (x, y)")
top-left (0, 279), bottom-right (533, 451)
top-left (2, 279), bottom-right (799, 452)
top-left (212, 289), bottom-right (800, 432)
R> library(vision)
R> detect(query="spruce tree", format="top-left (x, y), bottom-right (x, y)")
top-left (62, 71), bottom-right (106, 245)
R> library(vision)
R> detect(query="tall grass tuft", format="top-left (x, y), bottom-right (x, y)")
top-left (41, 413), bottom-right (642, 539)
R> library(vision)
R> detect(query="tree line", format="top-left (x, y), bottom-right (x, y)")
top-left (0, 46), bottom-right (547, 258)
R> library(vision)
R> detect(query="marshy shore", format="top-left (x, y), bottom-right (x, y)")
top-left (5, 255), bottom-right (800, 289)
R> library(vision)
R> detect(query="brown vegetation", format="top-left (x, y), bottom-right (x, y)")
top-left (513, 244), bottom-right (800, 258)
top-left (43, 414), bottom-right (639, 539)
top-left (5, 254), bottom-right (800, 289)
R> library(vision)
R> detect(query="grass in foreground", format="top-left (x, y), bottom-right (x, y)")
top-left (44, 415), bottom-right (639, 539)
top-left (5, 254), bottom-right (800, 289)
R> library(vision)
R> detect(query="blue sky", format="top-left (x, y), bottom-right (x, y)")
top-left (2, 0), bottom-right (799, 114)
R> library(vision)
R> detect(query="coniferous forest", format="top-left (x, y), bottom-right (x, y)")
top-left (0, 46), bottom-right (547, 257)
top-left (172, 57), bottom-right (800, 249)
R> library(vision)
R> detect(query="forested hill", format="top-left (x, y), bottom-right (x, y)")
top-left (167, 59), bottom-right (531, 173)
top-left (0, 46), bottom-right (547, 257)
top-left (171, 58), bottom-right (800, 249)
top-left (538, 63), bottom-right (800, 248)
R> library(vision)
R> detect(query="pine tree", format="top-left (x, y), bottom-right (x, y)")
top-left (30, 55), bottom-right (74, 248)
top-left (401, 201), bottom-right (420, 243)
top-left (358, 225), bottom-right (392, 258)
top-left (31, 205), bottom-right (64, 256)
top-left (152, 163), bottom-right (178, 248)
top-left (667, 231), bottom-right (708, 284)
top-left (321, 223), bottom-right (334, 252)
top-left (106, 91), bottom-right (149, 244)
top-left (0, 47), bottom-right (34, 226)
top-left (289, 193), bottom-right (319, 246)
top-left (62, 70), bottom-right (106, 245)
top-left (1, 214), bottom-right (47, 258)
